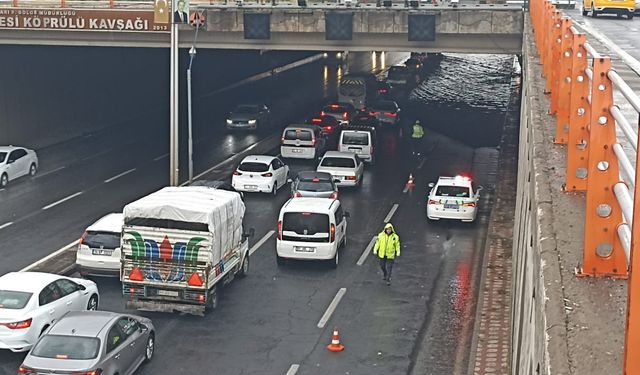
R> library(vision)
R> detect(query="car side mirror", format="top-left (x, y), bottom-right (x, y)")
top-left (428, 182), bottom-right (435, 188)
top-left (6, 159), bottom-right (14, 164)
top-left (139, 324), bottom-right (149, 333)
top-left (334, 179), bottom-right (340, 183)
top-left (77, 284), bottom-right (86, 291)
top-left (477, 186), bottom-right (483, 193)
top-left (287, 178), bottom-right (293, 183)
top-left (242, 227), bottom-right (255, 239)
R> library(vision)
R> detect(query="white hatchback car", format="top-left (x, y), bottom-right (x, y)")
top-left (232, 155), bottom-right (290, 195)
top-left (0, 146), bottom-right (38, 188)
top-left (426, 176), bottom-right (482, 222)
top-left (0, 272), bottom-right (99, 352)
top-left (76, 213), bottom-right (124, 277)
top-left (317, 151), bottom-right (364, 187)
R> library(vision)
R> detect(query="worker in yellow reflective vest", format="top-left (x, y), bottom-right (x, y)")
top-left (411, 119), bottom-right (425, 156)
top-left (373, 223), bottom-right (401, 285)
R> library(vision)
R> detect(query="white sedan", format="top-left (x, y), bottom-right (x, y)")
top-left (426, 175), bottom-right (482, 222)
top-left (317, 151), bottom-right (364, 187)
top-left (232, 155), bottom-right (290, 195)
top-left (0, 272), bottom-right (99, 352)
top-left (0, 146), bottom-right (38, 188)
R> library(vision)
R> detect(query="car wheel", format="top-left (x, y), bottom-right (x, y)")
top-left (144, 333), bottom-right (155, 363)
top-left (29, 163), bottom-right (37, 176)
top-left (0, 173), bottom-right (7, 188)
top-left (582, 7), bottom-right (588, 15)
top-left (272, 183), bottom-right (278, 196)
top-left (238, 254), bottom-right (249, 278)
top-left (591, 5), bottom-right (598, 17)
top-left (629, 13), bottom-right (634, 19)
top-left (87, 294), bottom-right (99, 311)
top-left (330, 251), bottom-right (339, 269)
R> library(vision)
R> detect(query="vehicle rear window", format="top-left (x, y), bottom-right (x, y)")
top-left (298, 180), bottom-right (334, 192)
top-left (239, 162), bottom-right (269, 173)
top-left (0, 152), bottom-right (6, 163)
top-left (321, 157), bottom-right (355, 168)
top-left (435, 185), bottom-right (471, 198)
top-left (283, 212), bottom-right (330, 236)
top-left (0, 290), bottom-right (32, 309)
top-left (84, 231), bottom-right (120, 249)
top-left (342, 132), bottom-right (369, 146)
top-left (31, 335), bottom-right (101, 360)
top-left (284, 129), bottom-right (313, 141)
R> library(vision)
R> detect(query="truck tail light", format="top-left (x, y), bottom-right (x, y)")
top-left (1, 318), bottom-right (32, 330)
top-left (330, 223), bottom-right (336, 242)
top-left (187, 272), bottom-right (204, 287)
top-left (428, 199), bottom-right (438, 205)
top-left (129, 267), bottom-right (144, 281)
top-left (463, 202), bottom-right (477, 207)
top-left (277, 221), bottom-right (282, 240)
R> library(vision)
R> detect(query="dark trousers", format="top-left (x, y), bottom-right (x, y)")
top-left (379, 257), bottom-right (395, 280)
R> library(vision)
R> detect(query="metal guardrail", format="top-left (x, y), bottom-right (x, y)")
top-left (530, 0), bottom-right (640, 373)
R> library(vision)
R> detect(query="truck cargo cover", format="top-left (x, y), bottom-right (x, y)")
top-left (123, 186), bottom-right (245, 260)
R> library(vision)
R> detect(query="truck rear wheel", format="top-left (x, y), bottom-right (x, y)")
top-left (206, 287), bottom-right (218, 311)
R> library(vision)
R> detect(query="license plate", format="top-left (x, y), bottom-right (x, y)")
top-left (444, 204), bottom-right (459, 209)
top-left (157, 290), bottom-right (179, 297)
top-left (244, 185), bottom-right (258, 190)
top-left (292, 149), bottom-right (302, 153)
top-left (294, 246), bottom-right (316, 253)
top-left (92, 249), bottom-right (113, 256)
top-left (349, 148), bottom-right (362, 153)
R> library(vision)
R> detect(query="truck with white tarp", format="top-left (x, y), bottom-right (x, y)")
top-left (120, 186), bottom-right (251, 315)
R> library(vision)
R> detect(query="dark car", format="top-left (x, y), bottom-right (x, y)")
top-left (226, 104), bottom-right (271, 130)
top-left (376, 81), bottom-right (393, 97)
top-left (191, 180), bottom-right (244, 200)
top-left (368, 100), bottom-right (401, 126)
top-left (320, 102), bottom-right (357, 124)
top-left (350, 112), bottom-right (380, 128)
top-left (404, 58), bottom-right (423, 73)
top-left (307, 115), bottom-right (341, 135)
top-left (290, 171), bottom-right (339, 199)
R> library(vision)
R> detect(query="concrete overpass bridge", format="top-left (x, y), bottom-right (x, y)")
top-left (0, 1), bottom-right (524, 53)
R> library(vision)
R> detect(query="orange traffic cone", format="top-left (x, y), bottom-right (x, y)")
top-left (327, 327), bottom-right (345, 352)
top-left (406, 174), bottom-right (415, 192)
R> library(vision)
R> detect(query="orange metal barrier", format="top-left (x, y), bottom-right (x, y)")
top-left (530, 0), bottom-right (640, 373)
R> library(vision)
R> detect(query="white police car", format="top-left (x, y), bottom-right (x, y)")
top-left (426, 175), bottom-right (482, 222)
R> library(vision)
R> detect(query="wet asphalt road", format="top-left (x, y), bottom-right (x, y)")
top-left (0, 50), bottom-right (515, 374)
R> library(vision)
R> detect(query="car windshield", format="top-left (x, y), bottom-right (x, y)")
top-left (239, 162), bottom-right (269, 173)
top-left (284, 129), bottom-right (313, 141)
top-left (435, 185), bottom-right (471, 198)
top-left (371, 102), bottom-right (396, 112)
top-left (0, 290), bottom-right (32, 309)
top-left (0, 152), bottom-right (6, 163)
top-left (342, 132), bottom-right (369, 146)
top-left (298, 180), bottom-right (334, 192)
top-left (84, 231), bottom-right (120, 249)
top-left (234, 105), bottom-right (259, 114)
top-left (321, 157), bottom-right (355, 168)
top-left (31, 335), bottom-right (101, 360)
top-left (283, 212), bottom-right (329, 235)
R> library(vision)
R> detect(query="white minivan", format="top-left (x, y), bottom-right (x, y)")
top-left (280, 125), bottom-right (327, 160)
top-left (338, 127), bottom-right (376, 164)
top-left (276, 197), bottom-right (348, 268)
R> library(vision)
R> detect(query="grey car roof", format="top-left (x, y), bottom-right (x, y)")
top-left (48, 311), bottom-right (119, 337)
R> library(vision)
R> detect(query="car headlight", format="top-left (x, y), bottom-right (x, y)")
top-left (248, 119), bottom-right (257, 124)
top-left (226, 119), bottom-right (233, 124)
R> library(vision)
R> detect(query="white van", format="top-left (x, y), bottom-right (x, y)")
top-left (276, 197), bottom-right (348, 268)
top-left (281, 124), bottom-right (327, 160)
top-left (338, 127), bottom-right (376, 164)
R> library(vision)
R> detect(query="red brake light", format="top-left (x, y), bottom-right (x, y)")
top-left (71, 370), bottom-right (103, 375)
top-left (302, 212), bottom-right (312, 216)
top-left (331, 104), bottom-right (339, 109)
top-left (312, 118), bottom-right (322, 123)
top-left (261, 172), bottom-right (273, 177)
top-left (345, 176), bottom-right (356, 181)
top-left (312, 178), bottom-right (320, 182)
top-left (323, 126), bottom-right (333, 132)
top-left (428, 199), bottom-right (438, 205)
top-left (330, 192), bottom-right (338, 200)
top-left (277, 221), bottom-right (282, 240)
top-left (198, 294), bottom-right (205, 304)
top-left (233, 170), bottom-right (242, 176)
top-left (342, 112), bottom-right (348, 119)
top-left (463, 202), bottom-right (477, 207)
top-left (293, 191), bottom-right (302, 198)
top-left (1, 318), bottom-right (32, 330)
top-left (129, 267), bottom-right (144, 281)
top-left (385, 112), bottom-right (397, 116)
top-left (188, 272), bottom-right (204, 287)
top-left (18, 367), bottom-right (35, 374)
top-left (320, 111), bottom-right (326, 116)
top-left (79, 231), bottom-right (87, 246)
top-left (312, 139), bottom-right (317, 146)
top-left (330, 223), bottom-right (336, 242)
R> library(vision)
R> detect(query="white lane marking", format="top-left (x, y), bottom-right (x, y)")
top-left (20, 240), bottom-right (79, 272)
top-left (42, 191), bottom-right (83, 210)
top-left (0, 222), bottom-right (14, 230)
top-left (357, 236), bottom-right (378, 266)
top-left (402, 184), bottom-right (410, 194)
top-left (383, 203), bottom-right (399, 223)
top-left (417, 158), bottom-right (426, 170)
top-left (249, 230), bottom-right (275, 256)
top-left (153, 153), bottom-right (169, 161)
top-left (317, 287), bottom-right (347, 329)
top-left (104, 168), bottom-right (136, 183)
top-left (286, 364), bottom-right (300, 375)
top-left (576, 21), bottom-right (640, 76)
top-left (34, 166), bottom-right (66, 179)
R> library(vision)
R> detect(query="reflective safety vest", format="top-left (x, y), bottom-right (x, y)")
top-left (374, 230), bottom-right (401, 259)
top-left (412, 123), bottom-right (425, 139)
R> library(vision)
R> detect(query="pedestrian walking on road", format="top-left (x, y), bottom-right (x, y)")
top-left (411, 120), bottom-right (425, 156)
top-left (373, 223), bottom-right (400, 285)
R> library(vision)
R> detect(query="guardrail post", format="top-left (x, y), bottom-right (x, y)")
top-left (565, 33), bottom-right (590, 192)
top-left (540, 1), bottom-right (552, 83)
top-left (624, 118), bottom-right (640, 374)
top-left (553, 17), bottom-right (572, 144)
top-left (549, 12), bottom-right (564, 116)
top-left (579, 57), bottom-right (628, 278)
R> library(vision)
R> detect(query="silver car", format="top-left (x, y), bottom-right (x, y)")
top-left (226, 104), bottom-right (271, 130)
top-left (0, 145), bottom-right (38, 188)
top-left (290, 171), bottom-right (339, 199)
top-left (19, 311), bottom-right (155, 375)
